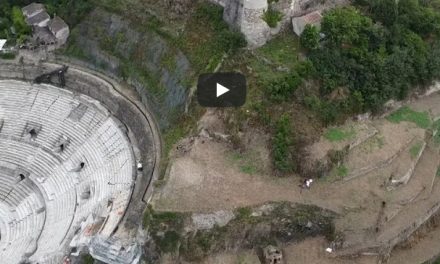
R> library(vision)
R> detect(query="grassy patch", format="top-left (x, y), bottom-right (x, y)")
top-left (250, 33), bottom-right (300, 82)
top-left (158, 231), bottom-right (181, 253)
top-left (337, 165), bottom-right (348, 177)
top-left (143, 207), bottom-right (186, 231)
top-left (433, 120), bottom-right (440, 145)
top-left (120, 61), bottom-right (167, 99)
top-left (143, 207), bottom-right (187, 254)
top-left (161, 50), bottom-right (177, 72)
top-left (409, 142), bottom-right (424, 159)
top-left (236, 207), bottom-right (253, 221)
top-left (82, 254), bottom-right (94, 264)
top-left (436, 166), bottom-right (440, 177)
top-left (159, 126), bottom-right (188, 180)
top-left (240, 164), bottom-right (258, 174)
top-left (262, 8), bottom-right (283, 28)
top-left (324, 127), bottom-right (356, 142)
top-left (228, 151), bottom-right (261, 175)
top-left (387, 106), bottom-right (431, 129)
top-left (360, 135), bottom-right (384, 153)
top-left (159, 105), bottom-right (203, 181)
top-left (324, 163), bottom-right (349, 182)
top-left (0, 52), bottom-right (16, 60)
top-left (432, 257), bottom-right (440, 264)
top-left (179, 2), bottom-right (245, 72)
top-left (163, 125), bottom-right (187, 155)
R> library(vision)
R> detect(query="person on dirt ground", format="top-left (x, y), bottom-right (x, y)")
top-left (299, 178), bottom-right (313, 193)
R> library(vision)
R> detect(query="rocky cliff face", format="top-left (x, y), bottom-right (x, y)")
top-left (67, 8), bottom-right (191, 128)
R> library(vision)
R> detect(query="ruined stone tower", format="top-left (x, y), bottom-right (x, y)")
top-left (221, 0), bottom-right (270, 47)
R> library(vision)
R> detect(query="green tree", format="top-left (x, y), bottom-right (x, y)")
top-left (371, 0), bottom-right (398, 26)
top-left (300, 24), bottom-right (320, 50)
top-left (428, 41), bottom-right (440, 79)
top-left (11, 6), bottom-right (30, 43)
top-left (398, 0), bottom-right (440, 36)
top-left (321, 7), bottom-right (373, 48)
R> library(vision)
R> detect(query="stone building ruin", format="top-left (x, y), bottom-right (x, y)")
top-left (209, 0), bottom-right (346, 47)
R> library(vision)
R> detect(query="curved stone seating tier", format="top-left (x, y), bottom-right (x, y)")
top-left (0, 189), bottom-right (45, 264)
top-left (0, 80), bottom-right (135, 264)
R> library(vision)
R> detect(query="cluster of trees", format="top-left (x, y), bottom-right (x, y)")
top-left (0, 3), bottom-right (30, 43)
top-left (300, 0), bottom-right (440, 121)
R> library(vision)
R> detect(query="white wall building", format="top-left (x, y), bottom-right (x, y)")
top-left (0, 39), bottom-right (7, 51)
top-left (292, 10), bottom-right (322, 36)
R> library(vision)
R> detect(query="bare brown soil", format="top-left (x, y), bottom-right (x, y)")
top-left (152, 92), bottom-right (440, 263)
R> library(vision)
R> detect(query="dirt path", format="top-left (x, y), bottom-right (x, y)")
top-left (152, 136), bottom-right (358, 213)
top-left (283, 237), bottom-right (377, 264)
top-left (388, 223), bottom-right (440, 264)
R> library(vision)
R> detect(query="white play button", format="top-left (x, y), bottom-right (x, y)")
top-left (216, 83), bottom-right (229, 97)
top-left (197, 73), bottom-right (246, 107)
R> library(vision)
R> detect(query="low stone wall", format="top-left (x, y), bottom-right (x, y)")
top-left (344, 137), bottom-right (414, 181)
top-left (380, 202), bottom-right (440, 256)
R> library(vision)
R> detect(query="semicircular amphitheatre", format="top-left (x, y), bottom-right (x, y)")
top-left (0, 79), bottom-right (137, 263)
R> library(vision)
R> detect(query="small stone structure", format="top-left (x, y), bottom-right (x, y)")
top-left (88, 236), bottom-right (141, 264)
top-left (22, 3), bottom-right (45, 17)
top-left (48, 16), bottom-right (70, 45)
top-left (292, 10), bottom-right (322, 36)
top-left (25, 10), bottom-right (50, 27)
top-left (264, 245), bottom-right (283, 264)
top-left (22, 3), bottom-right (70, 47)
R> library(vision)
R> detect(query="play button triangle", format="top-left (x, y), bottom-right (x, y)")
top-left (216, 83), bottom-right (229, 97)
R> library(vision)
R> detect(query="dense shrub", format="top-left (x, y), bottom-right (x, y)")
top-left (272, 114), bottom-right (294, 173)
top-left (300, 24), bottom-right (320, 50)
top-left (296, 60), bottom-right (316, 78)
top-left (262, 8), bottom-right (283, 28)
top-left (266, 72), bottom-right (302, 102)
